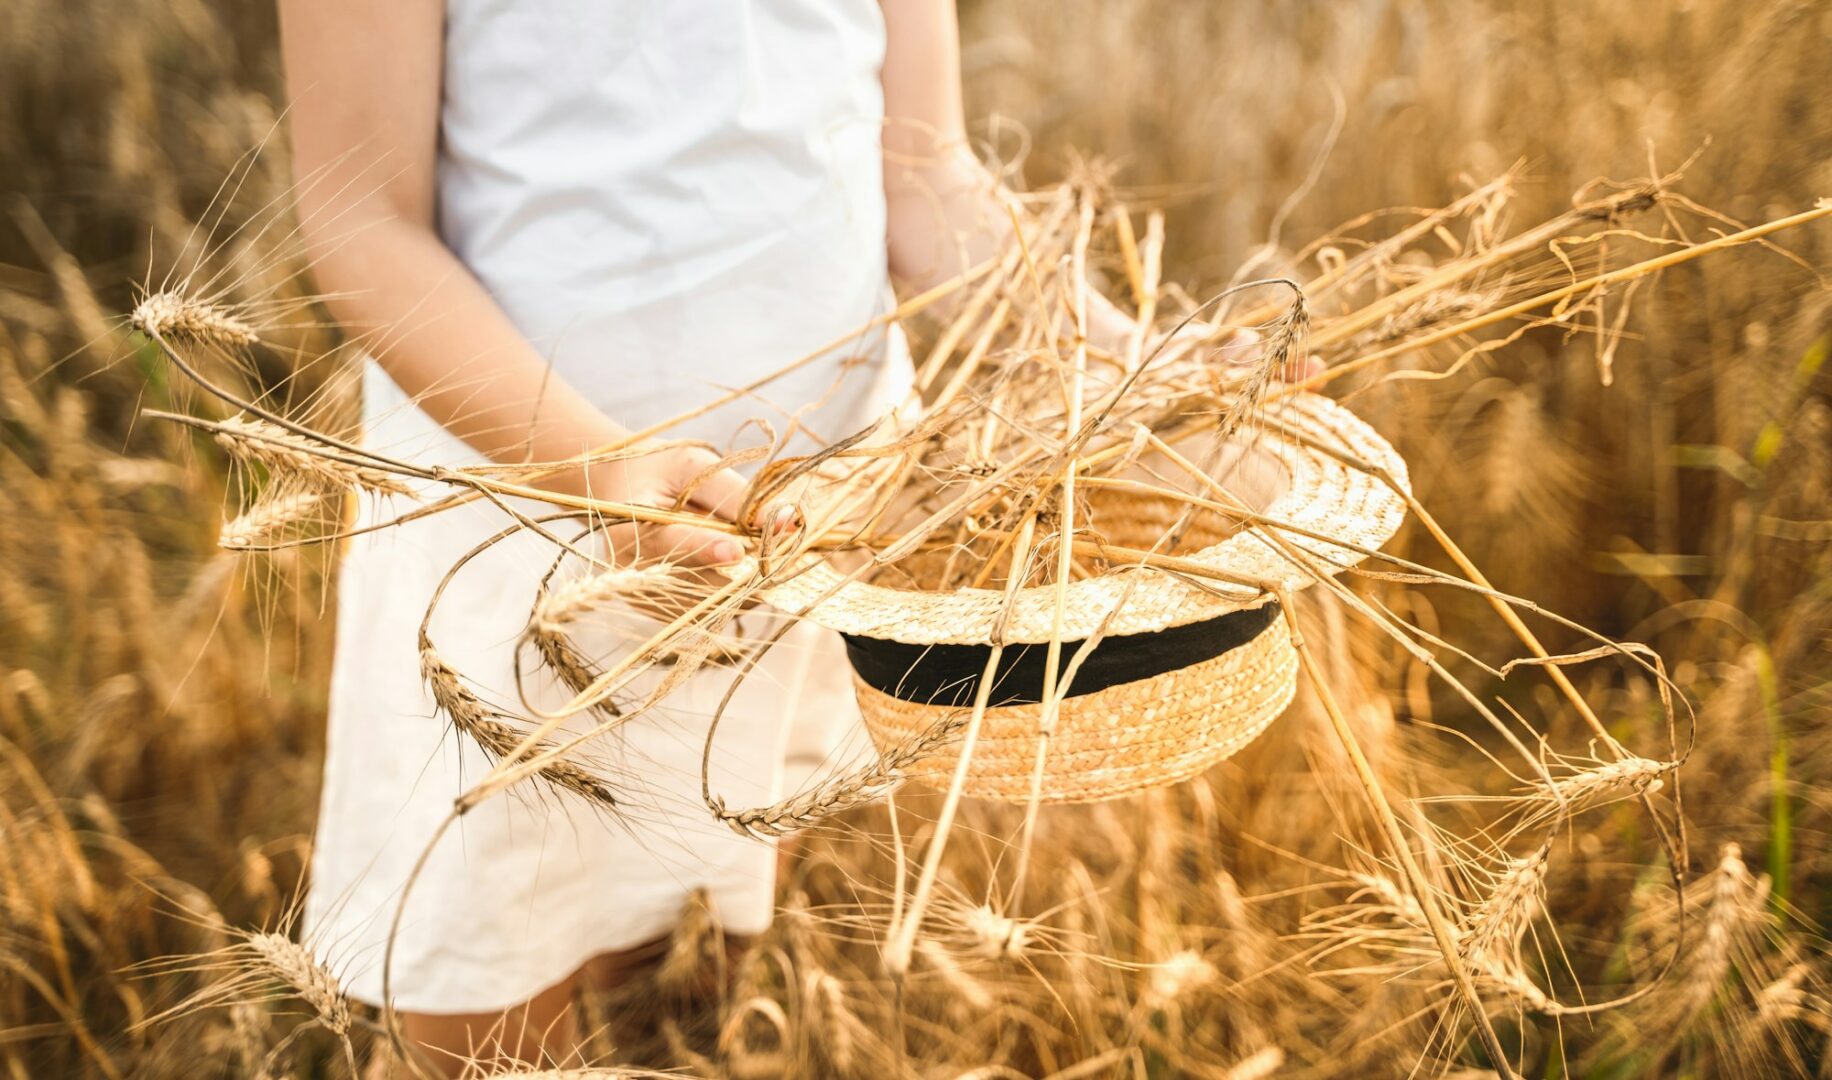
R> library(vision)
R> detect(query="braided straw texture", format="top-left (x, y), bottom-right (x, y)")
top-left (761, 392), bottom-right (1408, 644)
top-left (854, 615), bottom-right (1298, 804)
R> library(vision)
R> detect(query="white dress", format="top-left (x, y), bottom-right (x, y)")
top-left (303, 0), bottom-right (909, 1014)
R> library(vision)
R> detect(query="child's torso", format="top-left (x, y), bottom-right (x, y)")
top-left (422, 0), bottom-right (906, 451)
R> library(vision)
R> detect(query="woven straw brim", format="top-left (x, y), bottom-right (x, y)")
top-left (758, 391), bottom-right (1409, 645)
top-left (858, 613), bottom-right (1298, 804)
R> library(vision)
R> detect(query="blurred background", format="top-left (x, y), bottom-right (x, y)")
top-left (1, 0), bottom-right (1828, 1076)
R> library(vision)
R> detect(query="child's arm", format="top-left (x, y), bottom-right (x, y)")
top-left (880, 1), bottom-right (1275, 371)
top-left (881, 0), bottom-right (1142, 347)
top-left (879, 0), bottom-right (1008, 294)
top-left (278, 0), bottom-right (743, 563)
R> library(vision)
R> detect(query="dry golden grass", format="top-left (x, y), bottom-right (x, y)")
top-left (3, 1), bottom-right (1830, 1078)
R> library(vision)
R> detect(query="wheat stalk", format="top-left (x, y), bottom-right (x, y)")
top-left (657, 888), bottom-right (719, 993)
top-left (960, 905), bottom-right (1033, 961)
top-left (1541, 756), bottom-right (1670, 808)
top-left (1479, 965), bottom-right (1570, 1017)
top-left (227, 1001), bottom-right (269, 1076)
top-left (717, 997), bottom-right (792, 1080)
top-left (1681, 843), bottom-right (1761, 1016)
top-left (526, 624), bottom-right (618, 712)
top-left (533, 564), bottom-right (680, 631)
top-left (712, 712), bottom-right (968, 837)
top-left (245, 932), bottom-right (350, 1036)
top-left (915, 938), bottom-right (993, 1011)
top-left (214, 415), bottom-right (416, 497)
top-left (218, 492), bottom-right (322, 549)
top-left (130, 290), bottom-right (258, 347)
top-left (419, 640), bottom-right (617, 808)
top-left (1462, 854), bottom-right (1546, 970)
top-left (1751, 964), bottom-right (1817, 1033)
top-left (1222, 1048), bottom-right (1287, 1080)
top-left (1349, 871), bottom-right (1430, 928)
top-left (808, 970), bottom-right (859, 1072)
top-left (1144, 949), bottom-right (1218, 1007)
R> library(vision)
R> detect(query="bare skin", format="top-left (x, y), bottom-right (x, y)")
top-left (277, 1), bottom-right (748, 572)
top-left (281, 1), bottom-right (1309, 1071)
top-left (386, 937), bottom-right (748, 1075)
top-left (280, 1), bottom-right (987, 1072)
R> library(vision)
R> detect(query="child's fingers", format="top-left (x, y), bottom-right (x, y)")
top-left (644, 523), bottom-right (743, 568)
top-left (1206, 327), bottom-right (1321, 382)
top-left (678, 459), bottom-right (750, 523)
top-left (1282, 355), bottom-right (1326, 382)
top-left (1153, 322), bottom-right (1258, 366)
top-left (1214, 326), bottom-right (1261, 363)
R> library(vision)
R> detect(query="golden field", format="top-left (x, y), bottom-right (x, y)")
top-left (2, 1), bottom-right (1830, 1077)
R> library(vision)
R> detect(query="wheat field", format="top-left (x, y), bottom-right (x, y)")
top-left (2, 1), bottom-right (1830, 1077)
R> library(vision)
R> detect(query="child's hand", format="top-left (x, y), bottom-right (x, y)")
top-left (579, 446), bottom-right (801, 621)
top-left (571, 447), bottom-right (755, 624)
top-left (1084, 289), bottom-right (1324, 382)
top-left (1156, 322), bottom-right (1326, 383)
top-left (592, 445), bottom-right (749, 568)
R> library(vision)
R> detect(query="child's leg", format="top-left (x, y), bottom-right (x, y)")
top-left (380, 938), bottom-right (742, 1078)
top-left (579, 933), bottom-right (755, 996)
top-left (395, 969), bottom-right (579, 1077)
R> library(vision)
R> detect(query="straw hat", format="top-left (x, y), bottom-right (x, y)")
top-left (760, 390), bottom-right (1410, 803)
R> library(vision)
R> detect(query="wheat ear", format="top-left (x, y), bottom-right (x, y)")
top-left (214, 416), bottom-right (416, 497)
top-left (712, 711), bottom-right (968, 837)
top-left (245, 933), bottom-right (351, 1036)
top-left (1542, 756), bottom-right (1670, 809)
top-left (419, 639), bottom-right (617, 808)
top-left (130, 290), bottom-right (259, 347)
top-left (219, 492), bottom-right (323, 549)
